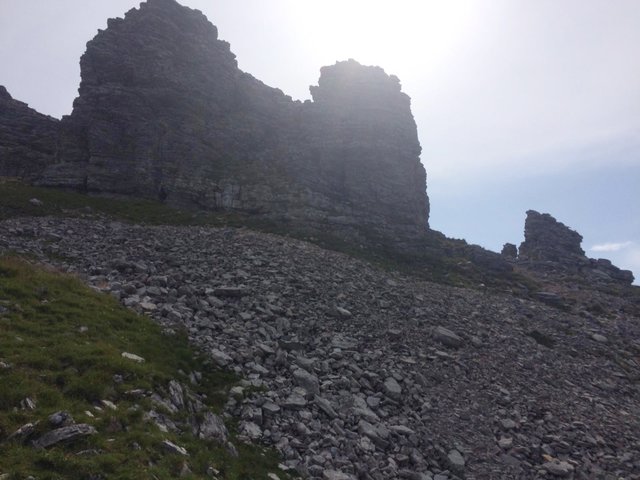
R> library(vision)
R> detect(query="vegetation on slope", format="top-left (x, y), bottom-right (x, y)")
top-left (0, 256), bottom-right (289, 479)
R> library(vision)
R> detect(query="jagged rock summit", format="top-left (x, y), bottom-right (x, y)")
top-left (514, 210), bottom-right (634, 285)
top-left (17, 0), bottom-right (428, 246)
top-left (519, 210), bottom-right (585, 262)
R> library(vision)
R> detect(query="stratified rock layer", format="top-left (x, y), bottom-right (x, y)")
top-left (38, 0), bottom-right (428, 245)
top-left (0, 86), bottom-right (59, 180)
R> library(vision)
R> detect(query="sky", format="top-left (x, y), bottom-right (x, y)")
top-left (1, 0), bottom-right (639, 283)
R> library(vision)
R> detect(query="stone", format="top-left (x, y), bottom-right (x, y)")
top-left (314, 396), bottom-right (339, 419)
top-left (383, 376), bottom-right (402, 400)
top-left (121, 352), bottom-right (145, 363)
top-left (591, 333), bottom-right (608, 343)
top-left (20, 397), bottom-right (36, 410)
top-left (196, 412), bottom-right (228, 443)
top-left (498, 437), bottom-right (513, 449)
top-left (240, 421), bottom-right (262, 439)
top-left (161, 439), bottom-right (189, 456)
top-left (293, 368), bottom-right (320, 396)
top-left (542, 460), bottom-right (574, 477)
top-left (32, 424), bottom-right (97, 448)
top-left (283, 393), bottom-right (307, 409)
top-left (210, 348), bottom-right (233, 367)
top-left (500, 418), bottom-right (517, 430)
top-left (213, 287), bottom-right (247, 298)
top-left (390, 425), bottom-right (415, 436)
top-left (323, 471), bottom-right (356, 480)
top-left (447, 449), bottom-right (465, 473)
top-left (335, 306), bottom-right (352, 318)
top-left (262, 401), bottom-right (281, 415)
top-left (101, 400), bottom-right (117, 411)
top-left (433, 326), bottom-right (463, 349)
top-left (7, 422), bottom-right (38, 442)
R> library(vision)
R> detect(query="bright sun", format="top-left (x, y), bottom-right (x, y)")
top-left (286, 0), bottom-right (475, 78)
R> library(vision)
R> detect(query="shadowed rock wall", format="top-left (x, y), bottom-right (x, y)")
top-left (0, 86), bottom-right (59, 180)
top-left (37, 0), bottom-right (428, 245)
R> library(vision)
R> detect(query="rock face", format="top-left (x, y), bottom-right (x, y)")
top-left (0, 86), bottom-right (59, 180)
top-left (501, 243), bottom-right (517, 259)
top-left (517, 210), bottom-right (634, 285)
top-left (36, 0), bottom-right (428, 245)
top-left (519, 210), bottom-right (584, 262)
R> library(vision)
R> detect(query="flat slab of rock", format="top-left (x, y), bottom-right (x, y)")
top-left (314, 395), bottom-right (339, 419)
top-left (121, 352), bottom-right (145, 363)
top-left (161, 439), bottom-right (189, 456)
top-left (32, 424), bottom-right (97, 448)
top-left (323, 470), bottom-right (356, 480)
top-left (213, 286), bottom-right (247, 298)
top-left (323, 471), bottom-right (356, 480)
top-left (433, 326), bottom-right (464, 348)
top-left (542, 460), bottom-right (574, 477)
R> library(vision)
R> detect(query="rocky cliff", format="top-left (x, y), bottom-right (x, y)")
top-left (516, 210), bottom-right (634, 285)
top-left (0, 86), bottom-right (59, 180)
top-left (35, 0), bottom-right (428, 246)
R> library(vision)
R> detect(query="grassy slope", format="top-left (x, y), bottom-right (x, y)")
top-left (0, 179), bottom-right (219, 226)
top-left (0, 256), bottom-right (288, 479)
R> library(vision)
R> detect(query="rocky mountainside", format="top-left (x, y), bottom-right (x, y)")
top-left (1, 1), bottom-right (638, 475)
top-left (1, 214), bottom-right (639, 479)
top-left (1, 0), bottom-right (427, 247)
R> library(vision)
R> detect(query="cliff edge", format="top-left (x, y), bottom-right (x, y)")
top-left (32, 0), bottom-right (427, 246)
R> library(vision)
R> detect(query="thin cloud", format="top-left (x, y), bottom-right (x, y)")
top-left (590, 241), bottom-right (633, 252)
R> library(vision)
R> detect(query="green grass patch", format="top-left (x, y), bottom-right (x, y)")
top-left (0, 256), bottom-right (291, 479)
top-left (0, 178), bottom-right (231, 226)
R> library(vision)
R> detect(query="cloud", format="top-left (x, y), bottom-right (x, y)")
top-left (590, 241), bottom-right (633, 253)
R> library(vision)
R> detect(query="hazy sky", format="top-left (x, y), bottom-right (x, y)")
top-left (1, 0), bottom-right (639, 282)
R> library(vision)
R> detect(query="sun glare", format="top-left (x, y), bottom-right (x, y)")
top-left (286, 0), bottom-right (475, 78)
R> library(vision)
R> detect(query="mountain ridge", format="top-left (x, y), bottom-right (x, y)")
top-left (0, 0), bottom-right (633, 288)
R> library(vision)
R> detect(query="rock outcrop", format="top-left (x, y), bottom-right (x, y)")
top-left (519, 210), bottom-right (584, 262)
top-left (517, 210), bottom-right (634, 285)
top-left (500, 242), bottom-right (518, 259)
top-left (34, 0), bottom-right (428, 246)
top-left (0, 86), bottom-right (59, 180)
